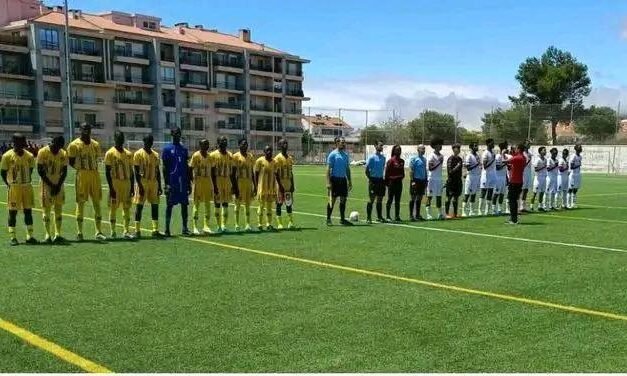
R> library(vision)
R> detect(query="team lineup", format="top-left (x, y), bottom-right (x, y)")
top-left (362, 138), bottom-right (583, 224)
top-left (0, 123), bottom-right (296, 245)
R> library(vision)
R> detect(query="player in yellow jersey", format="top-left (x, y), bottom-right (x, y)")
top-left (37, 136), bottom-right (68, 243)
top-left (133, 134), bottom-right (163, 238)
top-left (254, 145), bottom-right (282, 231)
top-left (232, 138), bottom-right (256, 232)
top-left (210, 136), bottom-right (236, 233)
top-left (1, 133), bottom-right (37, 245)
top-left (104, 131), bottom-right (134, 239)
top-left (67, 123), bottom-right (105, 241)
top-left (274, 138), bottom-right (296, 229)
top-left (189, 139), bottom-right (215, 235)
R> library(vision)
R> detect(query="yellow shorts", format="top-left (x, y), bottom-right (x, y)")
top-left (237, 180), bottom-right (254, 204)
top-left (134, 180), bottom-right (159, 205)
top-left (193, 178), bottom-right (213, 203)
top-left (110, 180), bottom-right (132, 209)
top-left (7, 184), bottom-right (34, 210)
top-left (41, 184), bottom-right (65, 208)
top-left (76, 170), bottom-right (102, 203)
top-left (215, 177), bottom-right (232, 204)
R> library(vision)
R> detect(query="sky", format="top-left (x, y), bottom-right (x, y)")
top-left (71, 0), bottom-right (627, 128)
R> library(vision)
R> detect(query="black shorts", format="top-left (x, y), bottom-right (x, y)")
top-left (410, 179), bottom-right (427, 196)
top-left (330, 177), bottom-right (348, 197)
top-left (369, 178), bottom-right (386, 197)
top-left (446, 179), bottom-right (462, 197)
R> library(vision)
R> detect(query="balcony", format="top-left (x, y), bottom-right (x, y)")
top-left (75, 121), bottom-right (105, 130)
top-left (161, 76), bottom-right (175, 85)
top-left (286, 69), bottom-right (303, 77)
top-left (116, 120), bottom-right (152, 132)
top-left (286, 107), bottom-right (302, 115)
top-left (114, 45), bottom-right (147, 59)
top-left (73, 96), bottom-right (104, 105)
top-left (250, 103), bottom-right (274, 112)
top-left (285, 125), bottom-right (303, 133)
top-left (181, 122), bottom-right (205, 132)
top-left (251, 121), bottom-right (277, 132)
top-left (217, 120), bottom-right (243, 130)
top-left (70, 45), bottom-right (101, 56)
top-left (114, 96), bottom-right (151, 105)
top-left (42, 67), bottom-right (60, 76)
top-left (250, 82), bottom-right (274, 93)
top-left (45, 119), bottom-right (64, 133)
top-left (40, 40), bottom-right (59, 50)
top-left (162, 98), bottom-right (176, 107)
top-left (113, 74), bottom-right (151, 85)
top-left (214, 80), bottom-right (243, 91)
top-left (0, 34), bottom-right (28, 47)
top-left (182, 101), bottom-right (209, 110)
top-left (0, 89), bottom-right (32, 106)
top-left (215, 101), bottom-right (243, 110)
top-left (286, 88), bottom-right (304, 97)
top-left (213, 56), bottom-right (243, 69)
top-left (43, 92), bottom-right (62, 103)
top-left (0, 117), bottom-right (34, 133)
top-left (72, 72), bottom-right (105, 84)
top-left (180, 54), bottom-right (207, 67)
top-left (0, 64), bottom-right (32, 77)
top-left (250, 61), bottom-right (273, 72)
top-left (180, 80), bottom-right (208, 89)
top-left (160, 51), bottom-right (174, 62)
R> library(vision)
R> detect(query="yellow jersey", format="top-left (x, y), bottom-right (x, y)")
top-left (36, 146), bottom-right (68, 185)
top-left (133, 148), bottom-right (160, 182)
top-left (274, 152), bottom-right (294, 188)
top-left (0, 149), bottom-right (35, 184)
top-left (254, 156), bottom-right (278, 197)
top-left (232, 151), bottom-right (256, 181)
top-left (104, 147), bottom-right (133, 181)
top-left (210, 150), bottom-right (233, 178)
top-left (189, 151), bottom-right (213, 179)
top-left (67, 138), bottom-right (101, 171)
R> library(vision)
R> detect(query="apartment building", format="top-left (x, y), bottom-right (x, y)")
top-left (302, 114), bottom-right (360, 151)
top-left (0, 0), bottom-right (308, 154)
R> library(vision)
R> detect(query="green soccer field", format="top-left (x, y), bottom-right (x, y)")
top-left (1, 165), bottom-right (627, 372)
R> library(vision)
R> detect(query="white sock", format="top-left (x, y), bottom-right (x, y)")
top-left (426, 205), bottom-right (431, 216)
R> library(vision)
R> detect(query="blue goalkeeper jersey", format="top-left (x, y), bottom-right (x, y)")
top-left (162, 142), bottom-right (189, 202)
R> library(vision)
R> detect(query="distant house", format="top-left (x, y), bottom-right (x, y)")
top-left (301, 114), bottom-right (360, 151)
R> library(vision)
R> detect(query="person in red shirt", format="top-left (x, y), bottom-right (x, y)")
top-left (384, 144), bottom-right (405, 221)
top-left (506, 143), bottom-right (526, 224)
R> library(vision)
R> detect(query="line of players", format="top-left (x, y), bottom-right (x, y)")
top-left (364, 138), bottom-right (583, 222)
top-left (0, 124), bottom-right (296, 246)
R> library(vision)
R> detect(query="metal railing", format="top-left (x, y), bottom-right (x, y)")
top-left (43, 92), bottom-right (62, 101)
top-left (182, 101), bottom-right (209, 109)
top-left (0, 34), bottom-right (28, 47)
top-left (162, 99), bottom-right (176, 107)
top-left (0, 89), bottom-right (31, 100)
top-left (113, 96), bottom-right (152, 105)
top-left (250, 82), bottom-right (273, 92)
top-left (71, 72), bottom-right (105, 83)
top-left (40, 40), bottom-right (59, 50)
top-left (215, 101), bottom-right (242, 110)
top-left (286, 89), bottom-right (304, 97)
top-left (213, 56), bottom-right (243, 68)
top-left (250, 103), bottom-right (274, 112)
top-left (46, 120), bottom-right (64, 128)
top-left (114, 45), bottom-right (148, 59)
top-left (180, 54), bottom-right (207, 66)
top-left (0, 64), bottom-right (32, 76)
top-left (181, 122), bottom-right (205, 131)
top-left (113, 74), bottom-right (150, 84)
top-left (214, 81), bottom-right (243, 91)
top-left (160, 51), bottom-right (175, 62)
top-left (0, 117), bottom-right (34, 125)
top-left (161, 77), bottom-right (175, 85)
top-left (181, 79), bottom-right (208, 88)
top-left (42, 67), bottom-right (60, 76)
top-left (250, 62), bottom-right (273, 72)
top-left (285, 125), bottom-right (303, 133)
top-left (116, 120), bottom-right (151, 128)
top-left (70, 45), bottom-right (101, 56)
top-left (73, 96), bottom-right (105, 105)
top-left (217, 120), bottom-right (243, 129)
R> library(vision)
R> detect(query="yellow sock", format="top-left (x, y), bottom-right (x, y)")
top-left (109, 206), bottom-right (117, 235)
top-left (203, 201), bottom-right (211, 229)
top-left (257, 206), bottom-right (264, 227)
top-left (43, 206), bottom-right (52, 238)
top-left (192, 202), bottom-right (200, 230)
top-left (76, 203), bottom-right (85, 234)
top-left (8, 226), bottom-right (16, 239)
top-left (122, 207), bottom-right (130, 233)
top-left (54, 206), bottom-right (62, 237)
top-left (288, 212), bottom-right (294, 224)
top-left (214, 205), bottom-right (221, 228)
top-left (93, 201), bottom-right (103, 234)
top-left (151, 220), bottom-right (158, 232)
top-left (235, 203), bottom-right (241, 227)
top-left (277, 215), bottom-right (283, 227)
top-left (221, 206), bottom-right (228, 227)
top-left (265, 201), bottom-right (273, 227)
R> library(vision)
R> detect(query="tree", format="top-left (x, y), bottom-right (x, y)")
top-left (575, 106), bottom-right (617, 141)
top-left (407, 110), bottom-right (458, 144)
top-left (301, 130), bottom-right (314, 157)
top-left (511, 46), bottom-right (591, 144)
top-left (481, 106), bottom-right (544, 144)
top-left (359, 125), bottom-right (388, 146)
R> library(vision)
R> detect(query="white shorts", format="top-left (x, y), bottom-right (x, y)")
top-left (464, 175), bottom-right (481, 195)
top-left (533, 176), bottom-right (547, 193)
top-left (494, 177), bottom-right (507, 195)
top-left (569, 173), bottom-right (581, 190)
top-left (546, 176), bottom-right (558, 193)
top-left (522, 170), bottom-right (533, 190)
top-left (557, 174), bottom-right (569, 191)
top-left (480, 172), bottom-right (496, 189)
top-left (427, 179), bottom-right (443, 197)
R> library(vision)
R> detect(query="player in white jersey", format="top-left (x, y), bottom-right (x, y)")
top-left (425, 138), bottom-right (445, 220)
top-left (520, 141), bottom-right (533, 212)
top-left (492, 142), bottom-right (509, 215)
top-left (557, 148), bottom-right (570, 209)
top-left (544, 147), bottom-right (559, 210)
top-left (462, 142), bottom-right (481, 216)
top-left (479, 138), bottom-right (497, 215)
top-left (530, 146), bottom-right (547, 211)
top-left (567, 144), bottom-right (583, 208)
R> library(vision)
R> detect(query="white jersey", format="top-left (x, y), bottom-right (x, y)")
top-left (534, 157), bottom-right (547, 179)
top-left (465, 153), bottom-right (481, 177)
top-left (569, 154), bottom-right (582, 175)
top-left (547, 157), bottom-right (559, 179)
top-left (428, 152), bottom-right (444, 181)
top-left (495, 153), bottom-right (508, 180)
top-left (481, 150), bottom-right (497, 177)
top-left (523, 151), bottom-right (533, 175)
top-left (557, 157), bottom-right (569, 191)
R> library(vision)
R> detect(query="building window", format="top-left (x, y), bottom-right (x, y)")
top-left (194, 117), bottom-right (204, 131)
top-left (39, 28), bottom-right (59, 49)
top-left (116, 113), bottom-right (126, 127)
top-left (160, 67), bottom-right (175, 84)
top-left (133, 113), bottom-right (144, 126)
top-left (84, 113), bottom-right (96, 125)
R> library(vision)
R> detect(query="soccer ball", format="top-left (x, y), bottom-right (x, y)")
top-left (349, 211), bottom-right (359, 222)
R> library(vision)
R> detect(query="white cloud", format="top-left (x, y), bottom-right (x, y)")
top-left (305, 76), bottom-right (627, 129)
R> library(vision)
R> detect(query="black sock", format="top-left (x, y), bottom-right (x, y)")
top-left (453, 198), bottom-right (459, 215)
top-left (24, 209), bottom-right (33, 226)
top-left (445, 197), bottom-right (452, 214)
top-left (326, 203), bottom-right (332, 220)
top-left (151, 204), bottom-right (159, 221)
top-left (409, 199), bottom-right (415, 218)
top-left (181, 204), bottom-right (188, 230)
top-left (366, 202), bottom-right (373, 220)
top-left (135, 204), bottom-right (143, 222)
top-left (276, 203), bottom-right (282, 216)
top-left (376, 201), bottom-right (383, 219)
top-left (339, 202), bottom-right (346, 220)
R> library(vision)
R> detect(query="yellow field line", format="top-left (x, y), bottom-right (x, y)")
top-left (0, 318), bottom-right (112, 373)
top-left (4, 203), bottom-right (627, 324)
